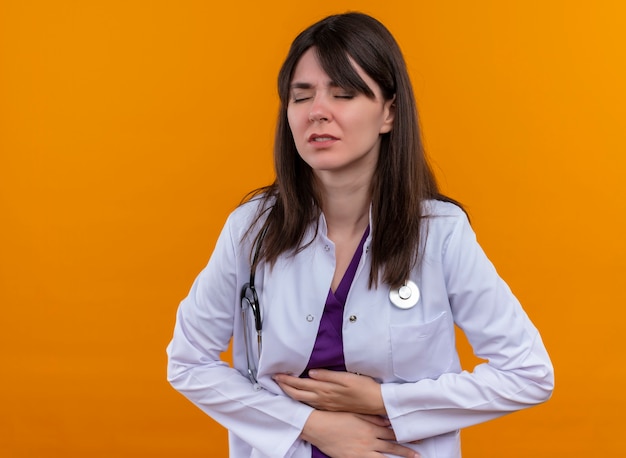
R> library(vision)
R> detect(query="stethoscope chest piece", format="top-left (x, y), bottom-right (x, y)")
top-left (389, 280), bottom-right (420, 309)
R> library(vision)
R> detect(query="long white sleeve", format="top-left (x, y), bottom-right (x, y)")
top-left (166, 207), bottom-right (314, 458)
top-left (381, 207), bottom-right (554, 442)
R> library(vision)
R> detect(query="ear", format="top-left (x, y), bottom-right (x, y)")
top-left (379, 95), bottom-right (396, 134)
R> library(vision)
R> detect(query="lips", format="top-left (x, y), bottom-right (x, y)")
top-left (308, 134), bottom-right (338, 143)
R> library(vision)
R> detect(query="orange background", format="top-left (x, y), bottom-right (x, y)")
top-left (1, 1), bottom-right (625, 457)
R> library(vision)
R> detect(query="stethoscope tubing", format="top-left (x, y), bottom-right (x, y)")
top-left (240, 227), bottom-right (268, 387)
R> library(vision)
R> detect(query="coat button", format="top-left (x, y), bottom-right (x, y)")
top-left (306, 314), bottom-right (314, 322)
top-left (349, 315), bottom-right (357, 323)
top-left (323, 245), bottom-right (330, 252)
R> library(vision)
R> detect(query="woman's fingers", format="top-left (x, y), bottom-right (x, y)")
top-left (301, 410), bottom-right (421, 458)
top-left (274, 371), bottom-right (386, 415)
top-left (355, 413), bottom-right (391, 427)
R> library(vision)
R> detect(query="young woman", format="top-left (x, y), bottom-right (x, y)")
top-left (167, 12), bottom-right (554, 458)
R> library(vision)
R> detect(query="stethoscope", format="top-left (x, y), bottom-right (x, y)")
top-left (239, 229), bottom-right (421, 388)
top-left (239, 228), bottom-right (266, 389)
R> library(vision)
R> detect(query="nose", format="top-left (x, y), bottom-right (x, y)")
top-left (308, 95), bottom-right (332, 123)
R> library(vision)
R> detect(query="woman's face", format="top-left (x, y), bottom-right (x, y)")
top-left (287, 48), bottom-right (395, 182)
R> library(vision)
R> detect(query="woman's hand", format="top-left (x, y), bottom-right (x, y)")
top-left (301, 410), bottom-right (420, 458)
top-left (273, 369), bottom-right (386, 415)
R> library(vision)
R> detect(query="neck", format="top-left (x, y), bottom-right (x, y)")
top-left (316, 173), bottom-right (371, 239)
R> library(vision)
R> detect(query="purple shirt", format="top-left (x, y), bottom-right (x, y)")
top-left (302, 227), bottom-right (369, 458)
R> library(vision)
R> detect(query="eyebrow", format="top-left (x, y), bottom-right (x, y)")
top-left (290, 81), bottom-right (341, 90)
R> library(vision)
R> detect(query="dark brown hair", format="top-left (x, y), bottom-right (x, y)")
top-left (243, 12), bottom-right (461, 288)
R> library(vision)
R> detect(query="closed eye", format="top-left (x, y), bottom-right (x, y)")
top-left (292, 96), bottom-right (311, 103)
top-left (333, 88), bottom-right (356, 99)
